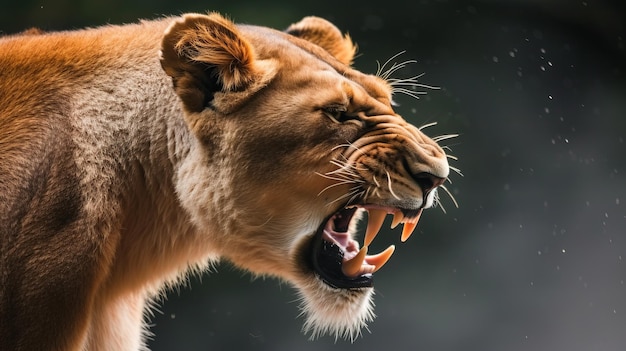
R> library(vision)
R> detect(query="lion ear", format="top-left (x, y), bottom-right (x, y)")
top-left (285, 16), bottom-right (357, 66)
top-left (160, 13), bottom-right (257, 112)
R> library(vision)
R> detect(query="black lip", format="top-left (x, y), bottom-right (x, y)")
top-left (308, 210), bottom-right (373, 290)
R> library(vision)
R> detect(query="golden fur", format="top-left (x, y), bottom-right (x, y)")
top-left (0, 13), bottom-right (450, 350)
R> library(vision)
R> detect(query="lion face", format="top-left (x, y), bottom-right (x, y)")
top-left (160, 13), bottom-right (450, 340)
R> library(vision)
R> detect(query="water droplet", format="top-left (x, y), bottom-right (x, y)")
top-left (492, 56), bottom-right (499, 63)
top-left (540, 66), bottom-right (546, 71)
top-left (561, 249), bottom-right (566, 253)
top-left (509, 51), bottom-right (516, 58)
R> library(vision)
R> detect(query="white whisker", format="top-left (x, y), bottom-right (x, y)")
top-left (376, 51), bottom-right (408, 77)
top-left (385, 171), bottom-right (401, 201)
top-left (363, 185), bottom-right (372, 200)
top-left (379, 60), bottom-right (418, 80)
top-left (316, 180), bottom-right (358, 197)
top-left (432, 134), bottom-right (459, 142)
top-left (439, 184), bottom-right (459, 209)
top-left (380, 51), bottom-right (406, 67)
top-left (372, 175), bottom-right (380, 187)
top-left (436, 194), bottom-right (448, 214)
top-left (439, 203), bottom-right (447, 214)
top-left (392, 88), bottom-right (426, 100)
top-left (329, 160), bottom-right (367, 172)
top-left (418, 122), bottom-right (438, 130)
top-left (373, 187), bottom-right (381, 198)
top-left (387, 73), bottom-right (425, 85)
top-left (397, 82), bottom-right (441, 91)
top-left (449, 165), bottom-right (464, 177)
top-left (346, 189), bottom-right (365, 206)
top-left (331, 143), bottom-right (352, 152)
top-left (326, 187), bottom-right (361, 207)
top-left (388, 76), bottom-right (441, 92)
top-left (314, 171), bottom-right (358, 184)
top-left (442, 145), bottom-right (454, 153)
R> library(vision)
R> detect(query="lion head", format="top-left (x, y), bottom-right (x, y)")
top-left (160, 13), bottom-right (452, 340)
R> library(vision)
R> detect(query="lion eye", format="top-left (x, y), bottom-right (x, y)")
top-left (323, 106), bottom-right (356, 124)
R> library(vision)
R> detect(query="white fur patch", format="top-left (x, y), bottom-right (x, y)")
top-left (297, 280), bottom-right (375, 341)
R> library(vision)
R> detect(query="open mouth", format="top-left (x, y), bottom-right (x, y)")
top-left (308, 204), bottom-right (423, 289)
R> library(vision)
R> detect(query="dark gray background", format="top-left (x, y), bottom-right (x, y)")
top-left (2, 1), bottom-right (625, 350)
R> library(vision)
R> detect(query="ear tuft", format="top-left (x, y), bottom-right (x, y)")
top-left (285, 16), bottom-right (357, 66)
top-left (160, 13), bottom-right (257, 112)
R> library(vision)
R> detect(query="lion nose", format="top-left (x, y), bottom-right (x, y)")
top-left (412, 172), bottom-right (446, 195)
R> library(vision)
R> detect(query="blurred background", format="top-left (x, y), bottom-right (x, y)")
top-left (2, 1), bottom-right (625, 350)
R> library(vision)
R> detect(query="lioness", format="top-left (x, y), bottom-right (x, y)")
top-left (0, 12), bottom-right (451, 350)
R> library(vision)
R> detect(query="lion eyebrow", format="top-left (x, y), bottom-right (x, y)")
top-left (341, 81), bottom-right (354, 102)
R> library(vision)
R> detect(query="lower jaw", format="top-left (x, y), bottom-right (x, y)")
top-left (305, 202), bottom-right (426, 290)
top-left (309, 235), bottom-right (373, 289)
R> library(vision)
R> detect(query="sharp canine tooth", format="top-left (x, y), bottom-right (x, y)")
top-left (416, 208), bottom-right (423, 222)
top-left (401, 222), bottom-right (417, 242)
top-left (369, 245), bottom-right (396, 273)
top-left (364, 209), bottom-right (387, 247)
top-left (400, 209), bottom-right (423, 242)
top-left (391, 211), bottom-right (404, 229)
top-left (342, 246), bottom-right (368, 277)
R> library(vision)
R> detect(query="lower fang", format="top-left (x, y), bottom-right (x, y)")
top-left (342, 246), bottom-right (368, 278)
top-left (368, 245), bottom-right (396, 273)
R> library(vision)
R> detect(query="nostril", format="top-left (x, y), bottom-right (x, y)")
top-left (413, 172), bottom-right (446, 194)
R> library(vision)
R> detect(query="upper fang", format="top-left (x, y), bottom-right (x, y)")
top-left (364, 209), bottom-right (387, 247)
top-left (391, 211), bottom-right (404, 228)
